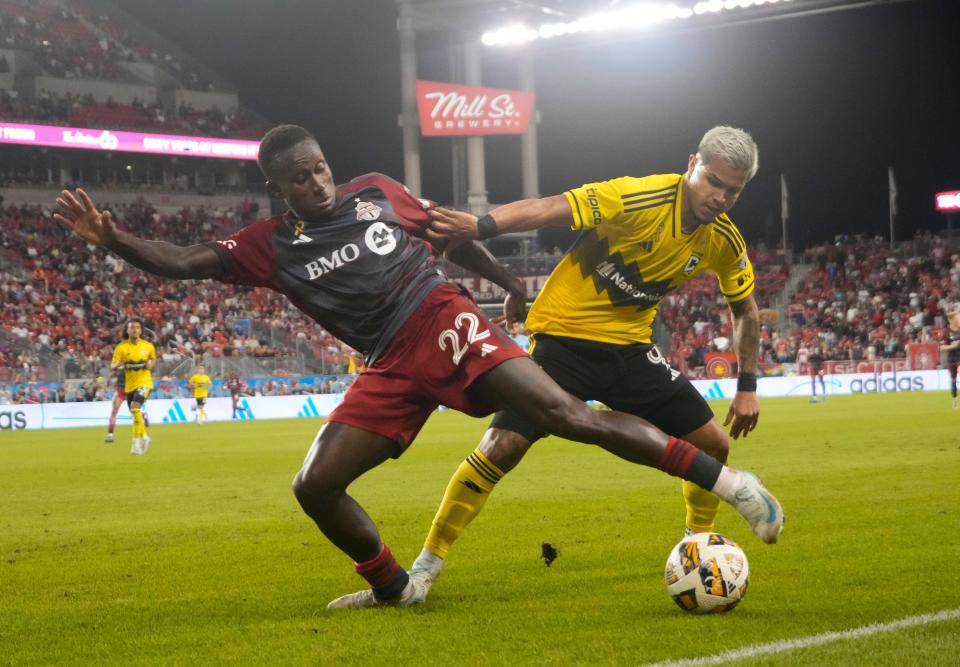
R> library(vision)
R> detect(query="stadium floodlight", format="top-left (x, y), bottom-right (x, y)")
top-left (480, 0), bottom-right (794, 47)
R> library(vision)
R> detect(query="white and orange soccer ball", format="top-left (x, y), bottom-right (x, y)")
top-left (664, 532), bottom-right (750, 614)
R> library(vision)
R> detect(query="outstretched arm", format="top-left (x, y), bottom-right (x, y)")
top-left (724, 294), bottom-right (761, 439)
top-left (427, 194), bottom-right (572, 241)
top-left (54, 189), bottom-right (222, 280)
top-left (445, 241), bottom-right (527, 328)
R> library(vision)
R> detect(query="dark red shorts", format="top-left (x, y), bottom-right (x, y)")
top-left (327, 283), bottom-right (526, 454)
top-left (115, 386), bottom-right (126, 400)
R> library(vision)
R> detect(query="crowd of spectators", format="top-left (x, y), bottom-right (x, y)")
top-left (779, 235), bottom-right (956, 364)
top-left (3, 183), bottom-right (959, 392)
top-left (0, 1), bottom-right (122, 80)
top-left (0, 0), bottom-right (221, 89)
top-left (0, 198), bottom-right (352, 384)
top-left (657, 236), bottom-right (959, 376)
top-left (658, 243), bottom-right (790, 375)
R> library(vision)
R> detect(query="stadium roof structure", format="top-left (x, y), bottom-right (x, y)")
top-left (399, 0), bottom-right (916, 35)
top-left (394, 0), bottom-right (916, 210)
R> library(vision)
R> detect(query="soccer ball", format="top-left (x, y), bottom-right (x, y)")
top-left (664, 532), bottom-right (750, 614)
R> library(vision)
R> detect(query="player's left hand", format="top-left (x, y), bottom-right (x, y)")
top-left (724, 391), bottom-right (759, 439)
top-left (426, 207), bottom-right (480, 241)
top-left (491, 289), bottom-right (527, 329)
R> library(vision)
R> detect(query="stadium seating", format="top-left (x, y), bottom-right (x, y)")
top-left (0, 199), bottom-right (348, 389)
top-left (0, 0), bottom-right (266, 138)
top-left (3, 200), bottom-right (958, 399)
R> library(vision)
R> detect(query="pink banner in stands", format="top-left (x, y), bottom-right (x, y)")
top-left (0, 120), bottom-right (259, 159)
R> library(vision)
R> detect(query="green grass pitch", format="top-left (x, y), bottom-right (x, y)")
top-left (2, 392), bottom-right (959, 666)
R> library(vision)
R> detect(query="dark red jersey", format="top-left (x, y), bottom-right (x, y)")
top-left (226, 378), bottom-right (246, 395)
top-left (949, 330), bottom-right (960, 365)
top-left (207, 173), bottom-right (445, 364)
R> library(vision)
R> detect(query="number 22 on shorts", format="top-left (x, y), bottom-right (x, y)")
top-left (438, 312), bottom-right (499, 365)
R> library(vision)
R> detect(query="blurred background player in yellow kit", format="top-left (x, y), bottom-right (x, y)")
top-left (187, 364), bottom-right (212, 424)
top-left (104, 326), bottom-right (149, 443)
top-left (111, 318), bottom-right (156, 455)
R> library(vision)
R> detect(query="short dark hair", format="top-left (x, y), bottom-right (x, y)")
top-left (257, 124), bottom-right (317, 178)
top-left (123, 317), bottom-right (144, 340)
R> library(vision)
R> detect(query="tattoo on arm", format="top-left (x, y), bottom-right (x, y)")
top-left (730, 296), bottom-right (760, 375)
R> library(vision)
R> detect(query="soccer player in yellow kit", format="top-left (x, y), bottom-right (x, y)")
top-left (111, 318), bottom-right (156, 455)
top-left (186, 365), bottom-right (212, 424)
top-left (409, 126), bottom-right (773, 595)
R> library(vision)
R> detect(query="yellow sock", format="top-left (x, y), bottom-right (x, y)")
top-left (424, 448), bottom-right (504, 559)
top-left (131, 406), bottom-right (144, 438)
top-left (682, 480), bottom-right (721, 534)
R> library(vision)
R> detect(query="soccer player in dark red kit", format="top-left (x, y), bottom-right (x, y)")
top-left (226, 372), bottom-right (249, 419)
top-left (941, 310), bottom-right (960, 409)
top-left (54, 124), bottom-right (782, 610)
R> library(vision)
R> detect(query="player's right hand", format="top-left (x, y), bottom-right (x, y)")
top-left (54, 188), bottom-right (117, 247)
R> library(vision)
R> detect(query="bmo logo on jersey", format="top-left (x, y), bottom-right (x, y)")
top-left (304, 222), bottom-right (397, 279)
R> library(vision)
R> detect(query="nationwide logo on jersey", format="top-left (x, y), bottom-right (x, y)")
top-left (569, 228), bottom-right (671, 310)
top-left (738, 255), bottom-right (748, 271)
top-left (355, 199), bottom-right (382, 221)
top-left (291, 219), bottom-right (314, 245)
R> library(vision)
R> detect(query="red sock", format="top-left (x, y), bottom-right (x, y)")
top-left (355, 544), bottom-right (408, 600)
top-left (658, 436), bottom-right (722, 489)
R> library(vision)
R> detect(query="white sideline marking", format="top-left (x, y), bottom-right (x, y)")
top-left (642, 607), bottom-right (960, 667)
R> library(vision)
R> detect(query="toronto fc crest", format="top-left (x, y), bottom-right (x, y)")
top-left (355, 200), bottom-right (382, 221)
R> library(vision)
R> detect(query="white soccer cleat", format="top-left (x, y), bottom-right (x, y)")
top-left (326, 570), bottom-right (432, 610)
top-left (104, 433), bottom-right (114, 443)
top-left (729, 471), bottom-right (784, 544)
top-left (141, 435), bottom-right (151, 454)
top-left (131, 437), bottom-right (142, 455)
top-left (410, 549), bottom-right (444, 582)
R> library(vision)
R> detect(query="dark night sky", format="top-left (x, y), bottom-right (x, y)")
top-left (121, 0), bottom-right (959, 250)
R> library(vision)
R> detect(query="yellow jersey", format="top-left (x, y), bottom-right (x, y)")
top-left (525, 173), bottom-right (754, 345)
top-left (188, 373), bottom-right (212, 399)
top-left (111, 339), bottom-right (156, 392)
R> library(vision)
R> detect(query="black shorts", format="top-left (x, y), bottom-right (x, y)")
top-left (196, 397), bottom-right (206, 407)
top-left (491, 334), bottom-right (715, 443)
top-left (126, 387), bottom-right (151, 407)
